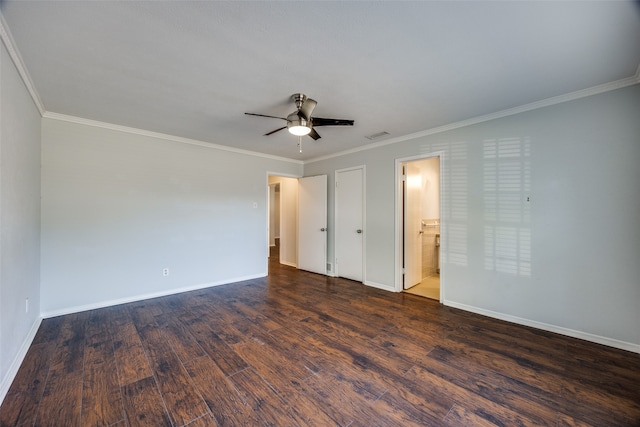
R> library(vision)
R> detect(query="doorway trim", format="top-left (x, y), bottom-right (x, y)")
top-left (266, 171), bottom-right (302, 274)
top-left (394, 153), bottom-right (444, 300)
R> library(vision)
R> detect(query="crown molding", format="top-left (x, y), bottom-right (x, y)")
top-left (42, 112), bottom-right (303, 165)
top-left (3, 10), bottom-right (300, 166)
top-left (3, 5), bottom-right (637, 166)
top-left (305, 73), bottom-right (640, 164)
top-left (0, 13), bottom-right (45, 116)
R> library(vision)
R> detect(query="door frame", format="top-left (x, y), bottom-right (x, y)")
top-left (266, 171), bottom-right (302, 273)
top-left (334, 165), bottom-right (366, 282)
top-left (394, 153), bottom-right (444, 299)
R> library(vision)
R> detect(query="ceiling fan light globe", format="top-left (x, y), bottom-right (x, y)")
top-left (287, 113), bottom-right (311, 136)
top-left (288, 125), bottom-right (311, 136)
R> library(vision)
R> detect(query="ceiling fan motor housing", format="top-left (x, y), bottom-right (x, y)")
top-left (292, 93), bottom-right (307, 110)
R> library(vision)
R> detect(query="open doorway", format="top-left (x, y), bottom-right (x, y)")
top-left (396, 155), bottom-right (441, 300)
top-left (268, 182), bottom-right (281, 261)
top-left (267, 173), bottom-right (329, 276)
top-left (268, 175), bottom-right (299, 269)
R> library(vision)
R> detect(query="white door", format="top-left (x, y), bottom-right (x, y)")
top-left (404, 163), bottom-right (422, 289)
top-left (298, 175), bottom-right (327, 274)
top-left (335, 168), bottom-right (364, 281)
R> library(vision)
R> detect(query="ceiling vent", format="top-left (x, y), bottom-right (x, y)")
top-left (365, 131), bottom-right (390, 140)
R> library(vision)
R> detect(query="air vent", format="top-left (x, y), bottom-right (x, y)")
top-left (365, 131), bottom-right (390, 140)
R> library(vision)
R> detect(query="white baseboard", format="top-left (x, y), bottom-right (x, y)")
top-left (363, 280), bottom-right (395, 292)
top-left (0, 316), bottom-right (43, 406)
top-left (444, 300), bottom-right (640, 354)
top-left (279, 261), bottom-right (297, 268)
top-left (41, 273), bottom-right (266, 318)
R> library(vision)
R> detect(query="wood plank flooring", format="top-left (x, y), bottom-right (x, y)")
top-left (2, 256), bottom-right (639, 426)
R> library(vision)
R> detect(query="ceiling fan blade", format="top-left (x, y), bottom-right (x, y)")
top-left (308, 128), bottom-right (321, 140)
top-left (264, 126), bottom-right (287, 136)
top-left (298, 98), bottom-right (317, 121)
top-left (245, 112), bottom-right (288, 121)
top-left (311, 117), bottom-right (355, 127)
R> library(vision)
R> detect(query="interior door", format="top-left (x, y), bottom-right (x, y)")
top-left (335, 168), bottom-right (364, 282)
top-left (298, 175), bottom-right (327, 274)
top-left (404, 162), bottom-right (422, 289)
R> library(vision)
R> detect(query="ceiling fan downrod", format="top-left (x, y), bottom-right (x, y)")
top-left (292, 93), bottom-right (307, 110)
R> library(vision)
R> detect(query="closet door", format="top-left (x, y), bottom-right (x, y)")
top-left (335, 167), bottom-right (364, 282)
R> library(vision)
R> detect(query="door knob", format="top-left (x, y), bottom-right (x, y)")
top-left (356, 229), bottom-right (362, 234)
top-left (320, 228), bottom-right (326, 232)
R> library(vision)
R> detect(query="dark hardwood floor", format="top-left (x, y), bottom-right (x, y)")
top-left (1, 251), bottom-right (639, 426)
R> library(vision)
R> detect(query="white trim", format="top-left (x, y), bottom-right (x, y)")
top-left (0, 14), bottom-right (45, 115)
top-left (444, 300), bottom-right (640, 354)
top-left (363, 280), bottom-right (394, 292)
top-left (40, 273), bottom-right (265, 319)
top-left (266, 171), bottom-right (302, 180)
top-left (279, 260), bottom-right (297, 268)
top-left (43, 112), bottom-right (303, 165)
top-left (304, 75), bottom-right (640, 165)
top-left (394, 158), bottom-right (403, 293)
top-left (0, 316), bottom-right (43, 406)
top-left (361, 166), bottom-right (367, 284)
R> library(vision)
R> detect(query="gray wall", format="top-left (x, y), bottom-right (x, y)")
top-left (2, 42), bottom-right (639, 406)
top-left (40, 118), bottom-right (302, 315)
top-left (305, 85), bottom-right (640, 350)
top-left (0, 43), bottom-right (42, 396)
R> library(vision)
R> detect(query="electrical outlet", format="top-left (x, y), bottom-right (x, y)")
top-left (162, 268), bottom-right (170, 276)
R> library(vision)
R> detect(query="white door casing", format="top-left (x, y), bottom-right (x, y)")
top-left (335, 167), bottom-right (364, 282)
top-left (268, 184), bottom-right (276, 247)
top-left (298, 175), bottom-right (327, 275)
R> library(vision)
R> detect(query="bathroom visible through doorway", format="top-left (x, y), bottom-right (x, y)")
top-left (401, 156), bottom-right (441, 301)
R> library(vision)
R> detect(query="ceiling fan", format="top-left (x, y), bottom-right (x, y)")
top-left (245, 93), bottom-right (354, 141)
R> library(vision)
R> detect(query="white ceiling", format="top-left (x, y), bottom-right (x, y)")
top-left (2, 1), bottom-right (639, 161)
